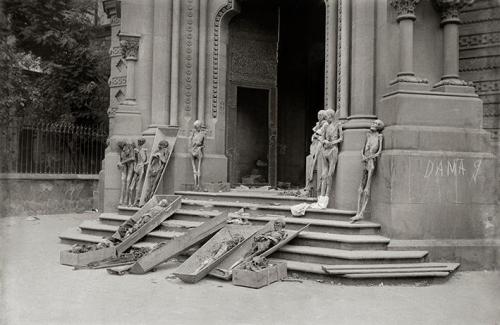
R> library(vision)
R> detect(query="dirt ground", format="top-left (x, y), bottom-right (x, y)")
top-left (1, 213), bottom-right (499, 325)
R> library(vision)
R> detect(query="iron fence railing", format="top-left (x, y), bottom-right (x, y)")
top-left (0, 122), bottom-right (108, 174)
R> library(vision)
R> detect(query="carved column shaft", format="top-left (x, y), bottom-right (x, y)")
top-left (443, 22), bottom-right (459, 79)
top-left (399, 18), bottom-right (414, 77)
top-left (337, 0), bottom-right (350, 117)
top-left (433, 0), bottom-right (474, 87)
top-left (389, 0), bottom-right (427, 85)
top-left (169, 0), bottom-right (181, 125)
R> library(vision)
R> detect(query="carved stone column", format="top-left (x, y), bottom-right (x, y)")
top-left (169, 0), bottom-right (181, 126)
top-left (432, 0), bottom-right (474, 92)
top-left (389, 0), bottom-right (428, 86)
top-left (119, 34), bottom-right (141, 104)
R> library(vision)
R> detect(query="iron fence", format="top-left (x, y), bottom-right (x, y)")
top-left (0, 122), bottom-right (108, 174)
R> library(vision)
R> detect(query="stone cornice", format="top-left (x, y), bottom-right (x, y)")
top-left (433, 0), bottom-right (475, 24)
top-left (390, 0), bottom-right (421, 21)
top-left (119, 34), bottom-right (140, 60)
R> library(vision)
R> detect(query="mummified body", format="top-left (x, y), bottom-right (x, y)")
top-left (305, 110), bottom-right (328, 196)
top-left (128, 138), bottom-right (148, 206)
top-left (315, 109), bottom-right (343, 208)
top-left (350, 119), bottom-right (384, 223)
top-left (194, 234), bottom-right (245, 273)
top-left (144, 140), bottom-right (169, 203)
top-left (190, 120), bottom-right (206, 190)
top-left (117, 141), bottom-right (135, 206)
top-left (110, 199), bottom-right (170, 243)
top-left (244, 220), bottom-right (287, 259)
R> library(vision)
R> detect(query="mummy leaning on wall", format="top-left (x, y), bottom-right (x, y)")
top-left (293, 109), bottom-right (385, 223)
top-left (117, 138), bottom-right (171, 207)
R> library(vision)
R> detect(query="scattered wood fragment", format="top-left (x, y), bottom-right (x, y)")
top-left (122, 213), bottom-right (230, 274)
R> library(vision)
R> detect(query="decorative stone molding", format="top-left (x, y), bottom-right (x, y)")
top-left (433, 0), bottom-right (474, 24)
top-left (390, 0), bottom-right (421, 20)
top-left (211, 0), bottom-right (238, 119)
top-left (108, 76), bottom-right (127, 87)
top-left (109, 46), bottom-right (122, 57)
top-left (459, 32), bottom-right (500, 49)
top-left (434, 77), bottom-right (473, 87)
top-left (473, 79), bottom-right (500, 94)
top-left (390, 75), bottom-right (428, 85)
top-left (119, 35), bottom-right (140, 61)
top-left (184, 0), bottom-right (195, 112)
top-left (459, 56), bottom-right (500, 72)
top-left (107, 106), bottom-right (119, 118)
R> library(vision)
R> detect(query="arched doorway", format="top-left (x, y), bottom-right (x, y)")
top-left (225, 0), bottom-right (326, 187)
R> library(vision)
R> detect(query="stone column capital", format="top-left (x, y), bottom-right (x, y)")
top-left (119, 34), bottom-right (140, 61)
top-left (432, 0), bottom-right (474, 24)
top-left (390, 0), bottom-right (421, 21)
top-left (103, 0), bottom-right (121, 19)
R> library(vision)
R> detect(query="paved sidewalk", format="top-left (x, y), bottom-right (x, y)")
top-left (1, 214), bottom-right (499, 325)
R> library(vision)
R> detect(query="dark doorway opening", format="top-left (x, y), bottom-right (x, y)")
top-left (226, 0), bottom-right (325, 187)
top-left (235, 87), bottom-right (269, 184)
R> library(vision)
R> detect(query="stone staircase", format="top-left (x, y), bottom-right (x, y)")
top-left (59, 190), bottom-right (459, 279)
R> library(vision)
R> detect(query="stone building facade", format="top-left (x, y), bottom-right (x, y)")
top-left (101, 0), bottom-right (498, 256)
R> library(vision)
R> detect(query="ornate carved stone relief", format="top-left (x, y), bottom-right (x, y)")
top-left (108, 76), bottom-right (127, 88)
top-left (184, 0), bottom-right (195, 112)
top-left (433, 0), bottom-right (475, 23)
top-left (390, 0), bottom-right (421, 18)
top-left (459, 32), bottom-right (500, 49)
top-left (119, 36), bottom-right (140, 60)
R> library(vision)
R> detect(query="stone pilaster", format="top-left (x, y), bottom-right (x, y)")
top-left (169, 0), bottom-right (181, 126)
top-left (119, 34), bottom-right (140, 104)
top-left (432, 0), bottom-right (475, 92)
top-left (336, 0), bottom-right (350, 118)
top-left (389, 0), bottom-right (428, 88)
top-left (324, 0), bottom-right (337, 111)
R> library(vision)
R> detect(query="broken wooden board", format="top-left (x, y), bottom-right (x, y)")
top-left (139, 127), bottom-right (179, 206)
top-left (232, 261), bottom-right (287, 289)
top-left (209, 221), bottom-right (275, 280)
top-left (60, 246), bottom-right (116, 267)
top-left (322, 262), bottom-right (460, 276)
top-left (115, 195), bottom-right (181, 255)
top-left (125, 213), bottom-right (230, 274)
top-left (173, 225), bottom-right (261, 283)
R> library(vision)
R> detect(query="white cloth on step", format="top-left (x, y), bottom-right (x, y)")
top-left (310, 196), bottom-right (329, 209)
top-left (290, 203), bottom-right (311, 217)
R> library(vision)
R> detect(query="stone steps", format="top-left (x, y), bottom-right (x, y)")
top-left (101, 211), bottom-right (381, 235)
top-left (58, 190), bottom-right (457, 280)
top-left (174, 190), bottom-right (318, 205)
top-left (78, 219), bottom-right (390, 250)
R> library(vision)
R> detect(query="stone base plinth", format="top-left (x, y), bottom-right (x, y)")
top-left (161, 152), bottom-right (228, 195)
top-left (371, 150), bottom-right (497, 240)
top-left (379, 90), bottom-right (482, 128)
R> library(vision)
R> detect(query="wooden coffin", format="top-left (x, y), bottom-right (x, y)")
top-left (173, 225), bottom-right (260, 283)
top-left (232, 261), bottom-right (287, 289)
top-left (209, 221), bottom-right (275, 280)
top-left (210, 223), bottom-right (310, 280)
top-left (60, 246), bottom-right (116, 267)
top-left (115, 194), bottom-right (181, 255)
top-left (127, 213), bottom-right (230, 274)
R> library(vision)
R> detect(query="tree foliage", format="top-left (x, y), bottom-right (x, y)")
top-left (1, 0), bottom-right (109, 126)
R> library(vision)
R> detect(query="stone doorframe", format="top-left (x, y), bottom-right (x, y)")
top-left (208, 0), bottom-right (341, 118)
top-left (225, 81), bottom-right (278, 186)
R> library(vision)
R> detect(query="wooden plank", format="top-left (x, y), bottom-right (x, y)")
top-left (324, 267), bottom-right (457, 275)
top-left (127, 213), bottom-right (230, 274)
top-left (322, 262), bottom-right (460, 272)
top-left (139, 127), bottom-right (179, 206)
top-left (115, 195), bottom-right (181, 255)
top-left (209, 221), bottom-right (275, 280)
top-left (173, 225), bottom-right (260, 283)
top-left (343, 272), bottom-right (450, 279)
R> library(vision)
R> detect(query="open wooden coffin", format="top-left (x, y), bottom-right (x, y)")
top-left (173, 225), bottom-right (261, 283)
top-left (115, 194), bottom-right (181, 255)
